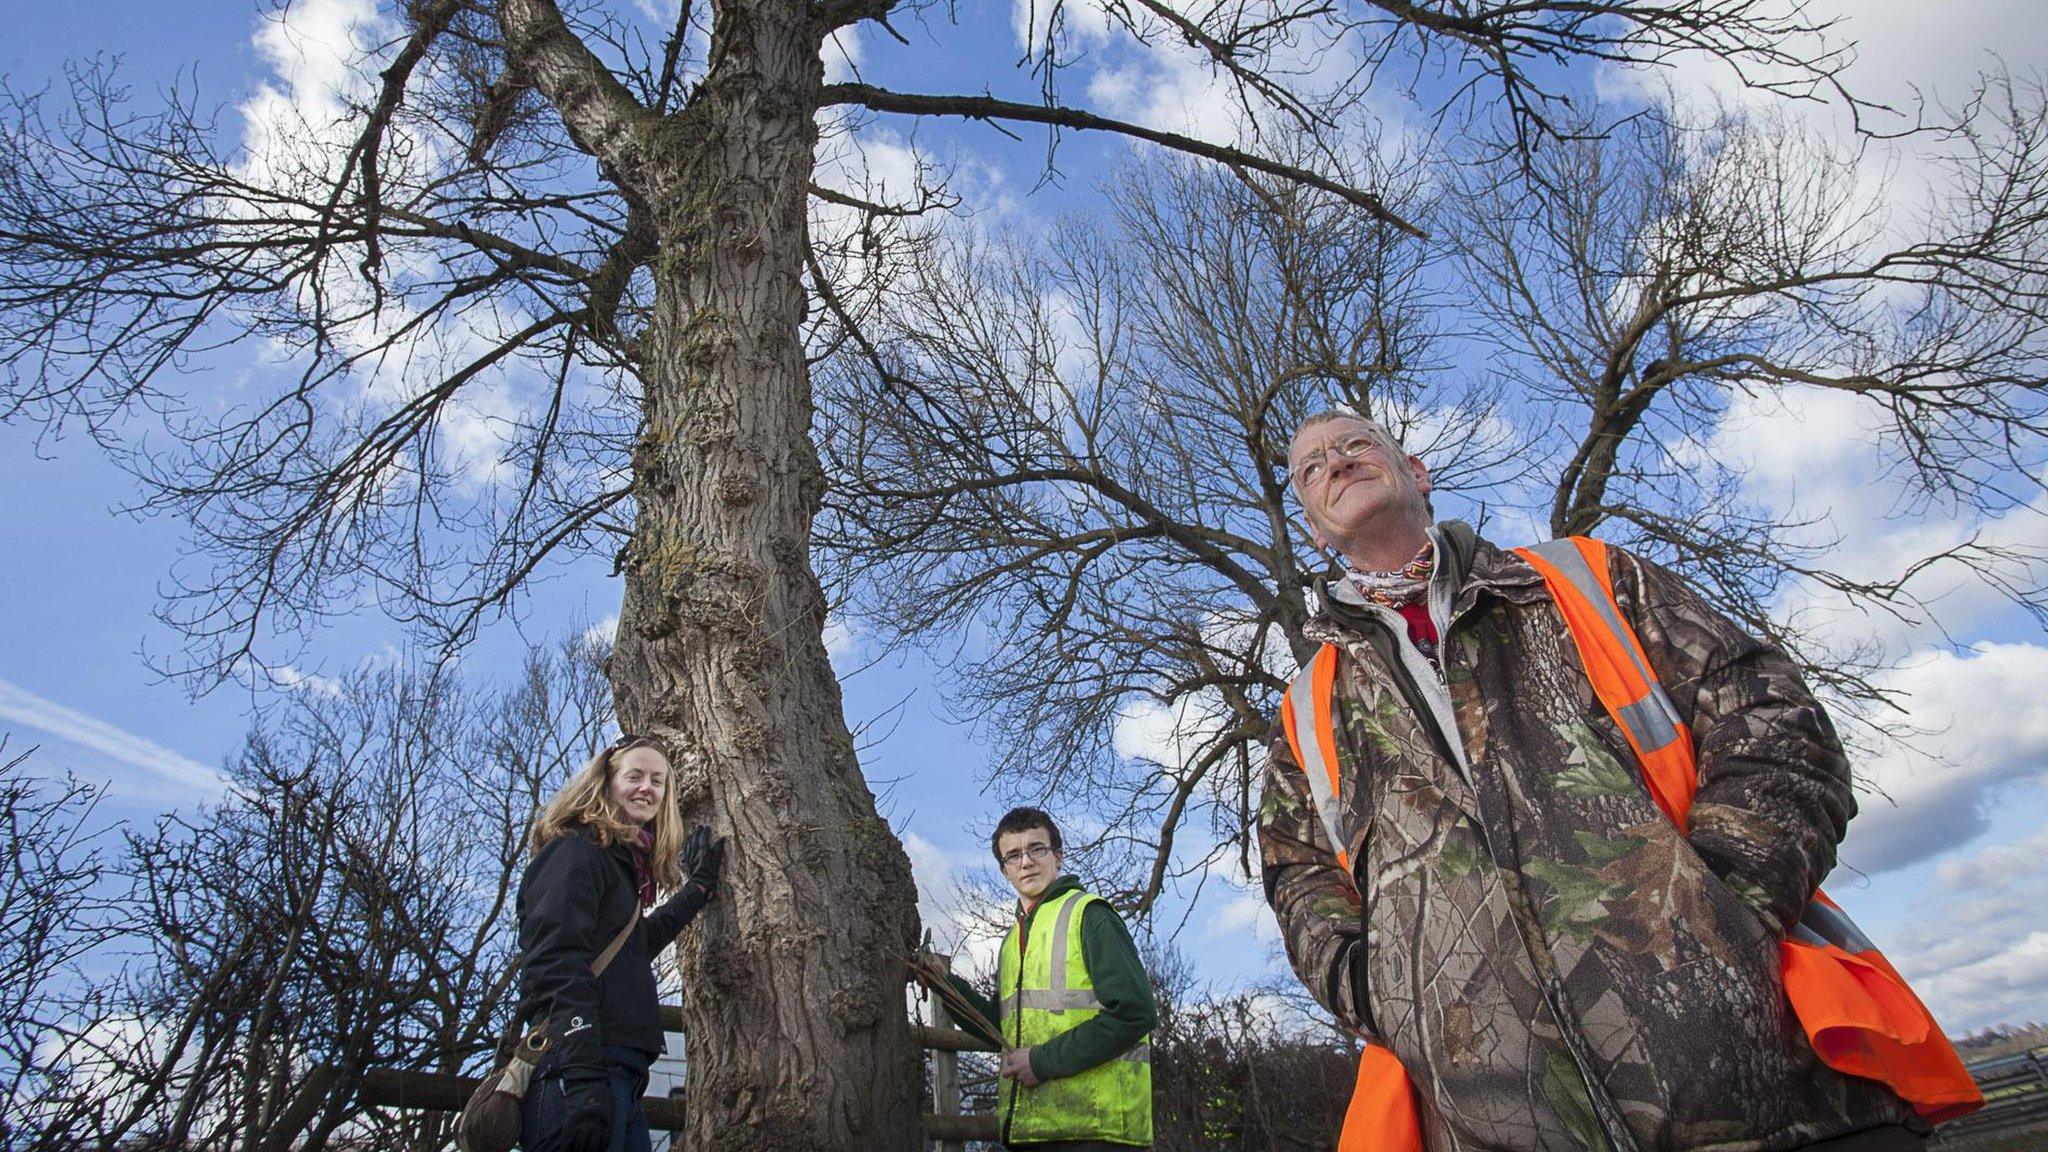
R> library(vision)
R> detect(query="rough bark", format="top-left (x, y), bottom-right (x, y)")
top-left (502, 0), bottom-right (926, 1145)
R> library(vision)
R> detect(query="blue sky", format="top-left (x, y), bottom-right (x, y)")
top-left (3, 0), bottom-right (2046, 1034)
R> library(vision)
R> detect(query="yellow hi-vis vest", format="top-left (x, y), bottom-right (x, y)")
top-left (996, 887), bottom-right (1153, 1146)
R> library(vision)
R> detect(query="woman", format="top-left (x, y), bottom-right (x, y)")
top-left (516, 736), bottom-right (724, 1152)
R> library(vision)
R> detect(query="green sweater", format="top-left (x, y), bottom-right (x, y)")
top-left (944, 875), bottom-right (1157, 1082)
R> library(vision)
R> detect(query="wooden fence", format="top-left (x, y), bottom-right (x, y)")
top-left (351, 997), bottom-right (1003, 1146)
top-left (1932, 1045), bottom-right (2048, 1147)
top-left (922, 974), bottom-right (999, 1148)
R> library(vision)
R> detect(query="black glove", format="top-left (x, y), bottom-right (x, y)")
top-left (562, 1077), bottom-right (612, 1152)
top-left (679, 824), bottom-right (726, 900)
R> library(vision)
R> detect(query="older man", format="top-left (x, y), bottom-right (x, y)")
top-left (1258, 409), bottom-right (1936, 1151)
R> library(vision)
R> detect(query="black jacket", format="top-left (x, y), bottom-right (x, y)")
top-left (515, 829), bottom-right (710, 1081)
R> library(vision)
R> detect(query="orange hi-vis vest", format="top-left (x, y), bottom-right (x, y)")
top-left (1279, 536), bottom-right (1981, 1152)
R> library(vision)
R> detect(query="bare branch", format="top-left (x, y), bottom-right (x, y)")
top-left (496, 0), bottom-right (665, 199)
top-left (820, 83), bottom-right (1425, 236)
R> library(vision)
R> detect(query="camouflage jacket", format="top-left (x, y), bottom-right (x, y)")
top-left (1259, 524), bottom-right (1918, 1152)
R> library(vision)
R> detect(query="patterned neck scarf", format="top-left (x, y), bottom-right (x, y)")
top-left (1345, 537), bottom-right (1436, 609)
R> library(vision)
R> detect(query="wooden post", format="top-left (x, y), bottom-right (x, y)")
top-left (928, 953), bottom-right (965, 1152)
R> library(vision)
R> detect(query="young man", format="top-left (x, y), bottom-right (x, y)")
top-left (1260, 409), bottom-right (1937, 1151)
top-left (923, 807), bottom-right (1156, 1150)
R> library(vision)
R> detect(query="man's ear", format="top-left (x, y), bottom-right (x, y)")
top-left (1302, 513), bottom-right (1326, 552)
top-left (1407, 454), bottom-right (1432, 495)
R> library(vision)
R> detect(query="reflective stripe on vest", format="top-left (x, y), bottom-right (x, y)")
top-left (1280, 643), bottom-right (1349, 871)
top-left (1514, 536), bottom-right (1698, 831)
top-left (1000, 891), bottom-right (1113, 1016)
top-left (996, 888), bottom-right (1153, 1145)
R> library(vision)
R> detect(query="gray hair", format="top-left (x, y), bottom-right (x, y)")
top-left (1290, 406), bottom-right (1400, 449)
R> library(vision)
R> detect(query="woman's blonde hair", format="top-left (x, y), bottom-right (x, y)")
top-left (529, 738), bottom-right (685, 894)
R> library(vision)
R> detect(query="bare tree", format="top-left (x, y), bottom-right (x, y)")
top-left (0, 0), bottom-right (1887, 1142)
top-left (815, 77), bottom-right (2048, 914)
top-left (817, 148), bottom-right (1513, 908)
top-left (13, 638), bottom-right (610, 1152)
top-left (0, 741), bottom-right (120, 1151)
top-left (1449, 82), bottom-right (2048, 708)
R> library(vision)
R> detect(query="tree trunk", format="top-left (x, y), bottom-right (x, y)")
top-left (603, 2), bottom-right (924, 1148)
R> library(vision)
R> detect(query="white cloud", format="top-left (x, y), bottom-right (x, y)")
top-left (1110, 696), bottom-right (1185, 765)
top-left (584, 615), bottom-right (621, 647)
top-left (1838, 642), bottom-right (2048, 873)
top-left (1108, 609), bottom-right (1294, 771)
top-left (30, 1013), bottom-right (181, 1131)
top-left (1237, 988), bottom-right (1329, 1036)
top-left (823, 613), bottom-right (861, 661)
top-left (903, 831), bottom-right (1010, 982)
top-left (823, 27), bottom-right (864, 84)
top-left (234, 1), bottom-right (552, 496)
top-left (1601, 1), bottom-right (2045, 292)
top-left (1696, 381), bottom-right (2048, 878)
top-left (807, 120), bottom-right (990, 334)
top-left (1204, 890), bottom-right (1280, 944)
top-left (1691, 365), bottom-right (2048, 882)
top-left (269, 665), bottom-right (347, 698)
top-left (230, 654), bottom-right (348, 698)
top-left (1011, 0), bottom-right (1115, 64)
top-left (1078, 16), bottom-right (1363, 152)
top-left (1084, 51), bottom-right (1241, 145)
top-left (631, 0), bottom-right (683, 22)
top-left (249, 0), bottom-right (382, 114)
top-left (1864, 825), bottom-right (2048, 1033)
top-left (1810, 2), bottom-right (2042, 116)
top-left (1112, 686), bottom-right (1239, 769)
top-left (239, 0), bottom-right (389, 190)
top-left (1107, 9), bottom-right (1454, 179)
top-left (1706, 383), bottom-right (2048, 658)
top-left (1604, 1), bottom-right (2042, 125)
top-left (0, 679), bottom-right (222, 795)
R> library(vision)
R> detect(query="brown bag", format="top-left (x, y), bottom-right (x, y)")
top-left (456, 914), bottom-right (638, 1152)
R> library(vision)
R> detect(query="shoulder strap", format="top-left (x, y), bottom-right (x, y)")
top-left (508, 904), bottom-right (640, 1039)
top-left (591, 909), bottom-right (638, 977)
top-left (1512, 536), bottom-right (1698, 829)
top-left (1279, 643), bottom-right (1353, 877)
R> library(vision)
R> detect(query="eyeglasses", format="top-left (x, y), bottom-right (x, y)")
top-left (1289, 432), bottom-right (1384, 490)
top-left (999, 844), bottom-right (1057, 869)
